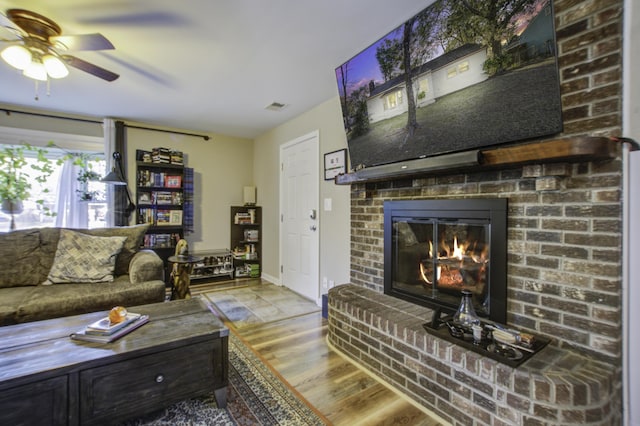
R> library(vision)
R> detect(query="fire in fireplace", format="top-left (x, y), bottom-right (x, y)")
top-left (384, 199), bottom-right (507, 323)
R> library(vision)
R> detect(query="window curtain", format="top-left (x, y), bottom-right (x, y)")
top-left (104, 118), bottom-right (116, 227)
top-left (113, 121), bottom-right (130, 226)
top-left (104, 119), bottom-right (131, 227)
top-left (54, 156), bottom-right (88, 228)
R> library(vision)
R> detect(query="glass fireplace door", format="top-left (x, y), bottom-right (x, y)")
top-left (391, 218), bottom-right (491, 315)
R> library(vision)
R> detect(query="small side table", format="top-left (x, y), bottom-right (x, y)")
top-left (168, 255), bottom-right (203, 300)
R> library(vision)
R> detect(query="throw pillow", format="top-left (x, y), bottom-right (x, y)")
top-left (75, 223), bottom-right (150, 276)
top-left (44, 229), bottom-right (127, 284)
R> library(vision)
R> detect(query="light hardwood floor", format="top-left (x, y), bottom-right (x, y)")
top-left (192, 280), bottom-right (445, 425)
top-left (233, 308), bottom-right (445, 425)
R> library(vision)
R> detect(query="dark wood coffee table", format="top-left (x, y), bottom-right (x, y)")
top-left (0, 298), bottom-right (228, 426)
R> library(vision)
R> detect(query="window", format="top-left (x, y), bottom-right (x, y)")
top-left (0, 146), bottom-right (107, 231)
top-left (458, 60), bottom-right (470, 73)
top-left (447, 67), bottom-right (458, 79)
top-left (383, 89), bottom-right (404, 110)
top-left (418, 79), bottom-right (429, 100)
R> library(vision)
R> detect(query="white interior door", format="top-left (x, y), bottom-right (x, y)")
top-left (280, 131), bottom-right (319, 303)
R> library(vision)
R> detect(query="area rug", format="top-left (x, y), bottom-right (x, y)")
top-left (122, 332), bottom-right (327, 425)
top-left (202, 283), bottom-right (320, 330)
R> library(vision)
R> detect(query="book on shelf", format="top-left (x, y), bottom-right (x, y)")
top-left (154, 191), bottom-right (173, 204)
top-left (234, 212), bottom-right (253, 224)
top-left (152, 147), bottom-right (171, 163)
top-left (154, 234), bottom-right (172, 247)
top-left (247, 263), bottom-right (260, 277)
top-left (144, 233), bottom-right (175, 248)
top-left (137, 208), bottom-right (154, 225)
top-left (170, 150), bottom-right (184, 165)
top-left (139, 170), bottom-right (183, 188)
top-left (156, 209), bottom-right (172, 225)
top-left (171, 192), bottom-right (183, 205)
top-left (154, 172), bottom-right (165, 186)
top-left (165, 175), bottom-right (182, 188)
top-left (71, 314), bottom-right (149, 343)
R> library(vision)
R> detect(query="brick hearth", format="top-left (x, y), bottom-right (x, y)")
top-left (328, 285), bottom-right (617, 425)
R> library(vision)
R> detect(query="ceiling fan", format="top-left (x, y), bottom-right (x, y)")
top-left (0, 8), bottom-right (119, 82)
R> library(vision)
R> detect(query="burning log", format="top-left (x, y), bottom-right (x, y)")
top-left (419, 235), bottom-right (488, 296)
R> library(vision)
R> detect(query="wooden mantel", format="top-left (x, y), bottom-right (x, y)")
top-left (335, 136), bottom-right (623, 185)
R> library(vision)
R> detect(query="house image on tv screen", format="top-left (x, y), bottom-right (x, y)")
top-left (366, 44), bottom-right (488, 124)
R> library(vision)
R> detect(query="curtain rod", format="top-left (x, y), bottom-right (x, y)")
top-left (1, 108), bottom-right (102, 124)
top-left (124, 124), bottom-right (210, 141)
top-left (2, 108), bottom-right (211, 141)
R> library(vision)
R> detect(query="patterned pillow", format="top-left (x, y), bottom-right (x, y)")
top-left (74, 223), bottom-right (150, 276)
top-left (44, 229), bottom-right (127, 284)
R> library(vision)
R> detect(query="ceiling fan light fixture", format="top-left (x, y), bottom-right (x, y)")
top-left (1, 45), bottom-right (32, 70)
top-left (23, 59), bottom-right (47, 81)
top-left (43, 54), bottom-right (68, 79)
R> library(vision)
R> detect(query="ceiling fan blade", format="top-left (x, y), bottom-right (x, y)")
top-left (0, 11), bottom-right (26, 38)
top-left (62, 55), bottom-right (119, 82)
top-left (51, 33), bottom-right (114, 51)
top-left (77, 11), bottom-right (187, 27)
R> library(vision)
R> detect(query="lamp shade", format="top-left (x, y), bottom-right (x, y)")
top-left (23, 60), bottom-right (47, 81)
top-left (101, 169), bottom-right (127, 185)
top-left (43, 54), bottom-right (69, 79)
top-left (1, 45), bottom-right (32, 70)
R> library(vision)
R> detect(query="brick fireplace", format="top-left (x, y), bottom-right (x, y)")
top-left (327, 0), bottom-right (626, 424)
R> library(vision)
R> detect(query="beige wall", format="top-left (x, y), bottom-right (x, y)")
top-left (124, 125), bottom-right (254, 253)
top-left (253, 96), bottom-right (351, 291)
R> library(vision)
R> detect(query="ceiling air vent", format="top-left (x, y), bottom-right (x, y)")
top-left (265, 102), bottom-right (287, 111)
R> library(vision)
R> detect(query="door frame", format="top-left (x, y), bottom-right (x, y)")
top-left (278, 130), bottom-right (320, 303)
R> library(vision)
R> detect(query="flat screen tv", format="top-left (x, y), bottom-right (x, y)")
top-left (335, 0), bottom-right (563, 171)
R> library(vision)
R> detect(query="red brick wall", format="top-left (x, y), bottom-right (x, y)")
top-left (349, 0), bottom-right (624, 364)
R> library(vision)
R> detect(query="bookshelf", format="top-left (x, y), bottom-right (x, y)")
top-left (135, 149), bottom-right (185, 264)
top-left (230, 206), bottom-right (261, 278)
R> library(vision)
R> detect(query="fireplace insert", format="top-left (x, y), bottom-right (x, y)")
top-left (384, 199), bottom-right (507, 323)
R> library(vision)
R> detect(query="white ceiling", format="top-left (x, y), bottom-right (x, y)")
top-left (0, 0), bottom-right (431, 139)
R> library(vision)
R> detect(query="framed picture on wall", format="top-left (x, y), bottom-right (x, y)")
top-left (324, 149), bottom-right (347, 180)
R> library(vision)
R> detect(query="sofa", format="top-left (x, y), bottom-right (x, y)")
top-left (0, 224), bottom-right (167, 325)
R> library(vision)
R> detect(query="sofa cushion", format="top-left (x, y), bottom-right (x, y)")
top-left (45, 229), bottom-right (127, 284)
top-left (75, 224), bottom-right (150, 276)
top-left (0, 287), bottom-right (38, 326)
top-left (16, 276), bottom-right (166, 323)
top-left (0, 228), bottom-right (58, 288)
